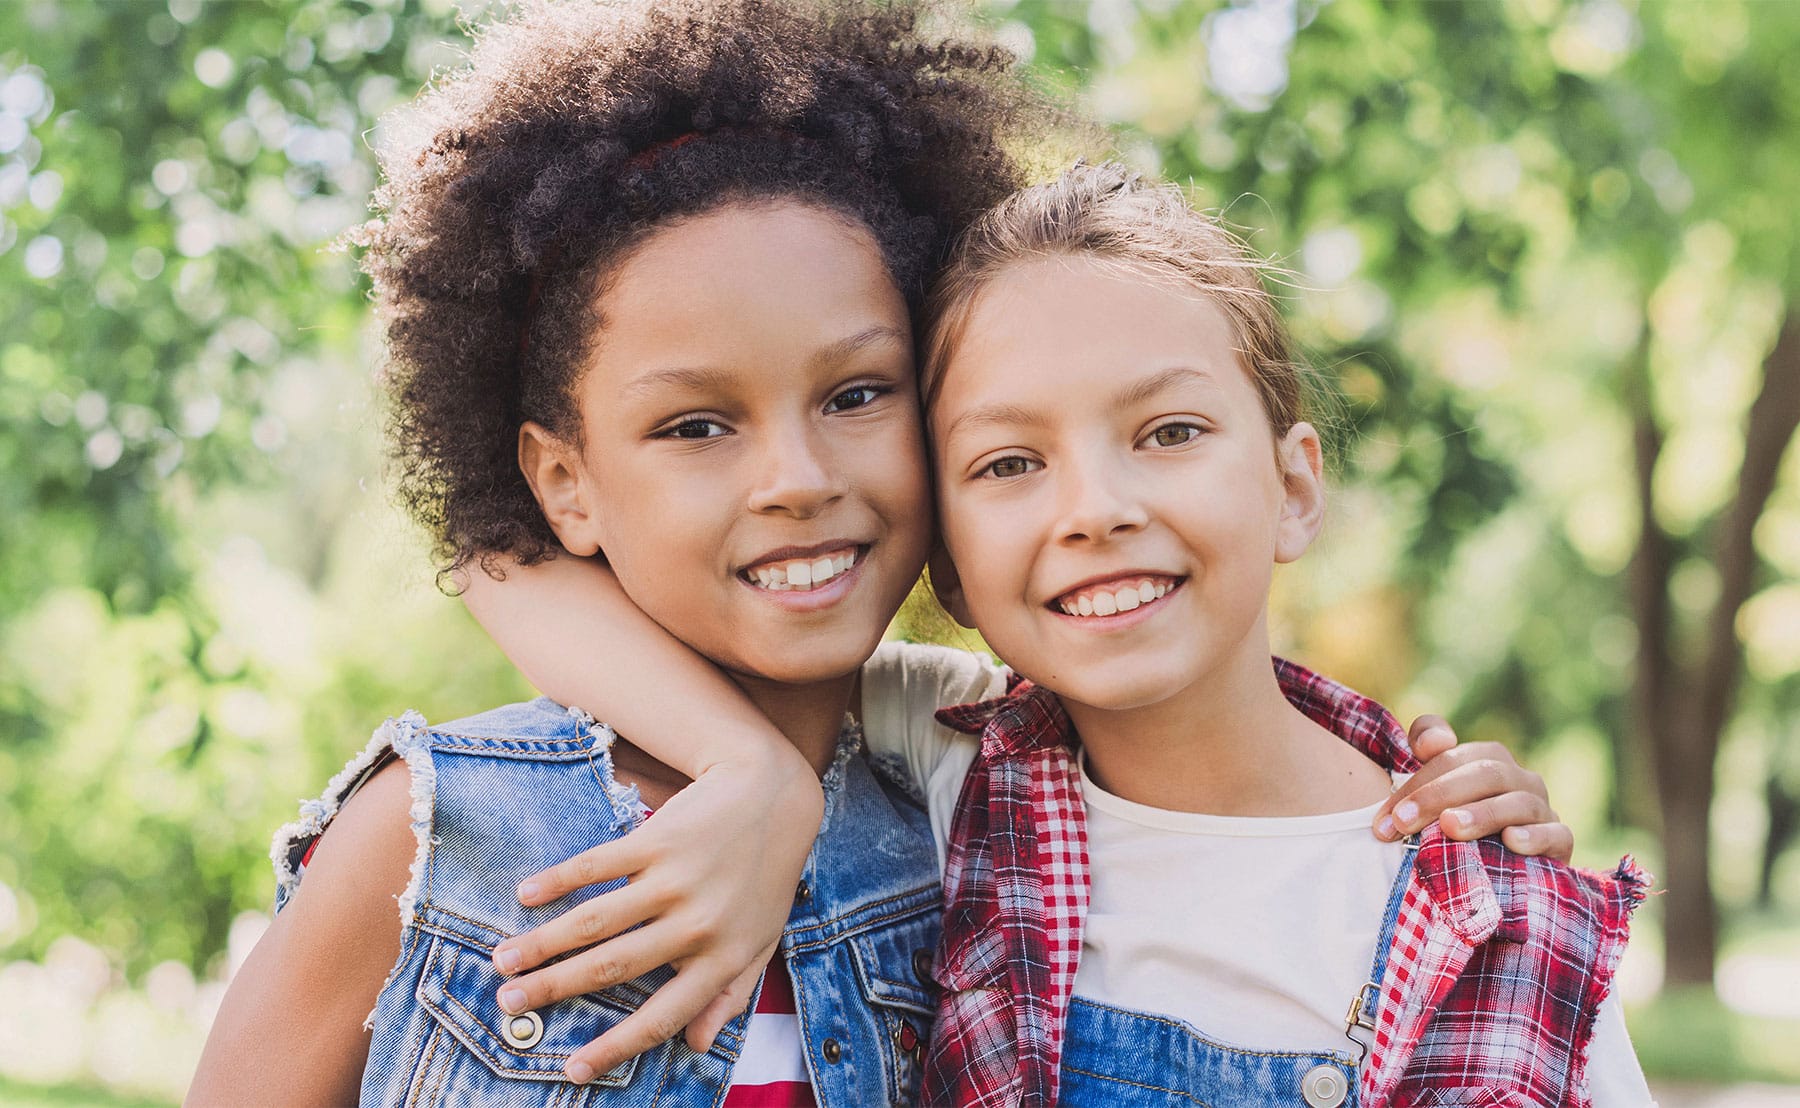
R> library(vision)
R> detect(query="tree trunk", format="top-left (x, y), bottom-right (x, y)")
top-left (1624, 335), bottom-right (1672, 837)
top-left (1636, 309), bottom-right (1800, 988)
top-left (1760, 773), bottom-right (1797, 908)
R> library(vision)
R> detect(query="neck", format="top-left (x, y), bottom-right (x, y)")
top-left (1064, 626), bottom-right (1388, 817)
top-left (733, 670), bottom-right (858, 778)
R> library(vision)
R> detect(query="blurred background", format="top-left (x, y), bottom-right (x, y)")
top-left (1, 0), bottom-right (1796, 1103)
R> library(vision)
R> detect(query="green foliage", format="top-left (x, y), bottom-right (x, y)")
top-left (1, 0), bottom-right (1797, 1096)
top-left (0, 0), bottom-right (522, 979)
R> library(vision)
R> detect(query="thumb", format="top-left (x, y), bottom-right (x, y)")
top-left (1408, 714), bottom-right (1457, 762)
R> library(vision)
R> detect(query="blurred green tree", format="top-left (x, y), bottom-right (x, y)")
top-left (1002, 0), bottom-right (1800, 986)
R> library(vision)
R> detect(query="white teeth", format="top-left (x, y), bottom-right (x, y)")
top-left (1056, 578), bottom-right (1178, 618)
top-left (747, 549), bottom-right (858, 591)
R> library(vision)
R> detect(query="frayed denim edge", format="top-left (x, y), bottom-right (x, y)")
top-left (817, 714), bottom-right (866, 833)
top-left (565, 704), bottom-right (648, 829)
top-left (268, 711), bottom-right (435, 1030)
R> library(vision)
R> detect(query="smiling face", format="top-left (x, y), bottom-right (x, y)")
top-left (929, 254), bottom-right (1324, 713)
top-left (523, 201), bottom-right (929, 689)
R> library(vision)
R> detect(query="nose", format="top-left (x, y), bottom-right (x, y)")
top-left (1053, 454), bottom-right (1148, 544)
top-left (745, 418), bottom-right (848, 520)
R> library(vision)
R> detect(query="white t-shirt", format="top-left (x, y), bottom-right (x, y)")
top-left (859, 641), bottom-right (1653, 1106)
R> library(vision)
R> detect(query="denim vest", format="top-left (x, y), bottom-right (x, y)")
top-left (273, 698), bottom-right (943, 1107)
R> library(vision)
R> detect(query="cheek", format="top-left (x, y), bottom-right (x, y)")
top-left (883, 429), bottom-right (931, 517)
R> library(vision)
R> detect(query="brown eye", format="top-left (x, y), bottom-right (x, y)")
top-left (983, 456), bottom-right (1040, 479)
top-left (827, 385), bottom-right (886, 413)
top-left (1150, 423), bottom-right (1201, 448)
top-left (659, 418), bottom-right (728, 440)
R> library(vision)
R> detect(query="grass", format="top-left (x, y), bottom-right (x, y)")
top-left (0, 1077), bottom-right (172, 1108)
top-left (1631, 987), bottom-right (1800, 1086)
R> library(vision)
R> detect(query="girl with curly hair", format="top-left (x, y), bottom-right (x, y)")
top-left (190, 2), bottom-right (1569, 1104)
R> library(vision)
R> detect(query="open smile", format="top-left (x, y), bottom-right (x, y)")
top-left (1049, 574), bottom-right (1184, 619)
top-left (739, 544), bottom-right (867, 592)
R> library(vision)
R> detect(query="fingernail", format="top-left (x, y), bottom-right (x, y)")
top-left (495, 947), bottom-right (522, 974)
top-left (1446, 809), bottom-right (1471, 831)
top-left (499, 986), bottom-right (527, 1014)
top-left (567, 1061), bottom-right (595, 1085)
top-left (1394, 800), bottom-right (1418, 826)
top-left (517, 880), bottom-right (540, 902)
top-left (1512, 827), bottom-right (1531, 848)
top-left (1375, 815), bottom-right (1395, 840)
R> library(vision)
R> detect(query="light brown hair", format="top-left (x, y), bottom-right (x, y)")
top-left (920, 161), bottom-right (1310, 436)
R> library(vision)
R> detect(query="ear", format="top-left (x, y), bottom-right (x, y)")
top-left (927, 543), bottom-right (975, 628)
top-left (1273, 421), bottom-right (1325, 564)
top-left (518, 420), bottom-right (606, 557)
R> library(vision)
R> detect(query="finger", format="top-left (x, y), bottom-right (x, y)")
top-left (685, 940), bottom-right (776, 1052)
top-left (1407, 714), bottom-right (1458, 761)
top-left (1385, 758), bottom-right (1546, 835)
top-left (564, 966), bottom-right (736, 1084)
top-left (684, 986), bottom-right (751, 1055)
top-left (516, 835), bottom-right (655, 906)
top-left (1502, 822), bottom-right (1574, 864)
top-left (494, 880), bottom-right (666, 975)
top-left (1435, 791), bottom-right (1559, 841)
top-left (497, 925), bottom-right (684, 1015)
top-left (1374, 743), bottom-right (1484, 834)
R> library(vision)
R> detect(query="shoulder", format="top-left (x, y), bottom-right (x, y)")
top-left (1417, 835), bottom-right (1646, 925)
top-left (286, 758), bottom-right (418, 916)
top-left (864, 640), bottom-right (1009, 711)
top-left (426, 696), bottom-right (598, 749)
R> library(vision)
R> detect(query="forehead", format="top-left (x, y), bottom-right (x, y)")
top-left (934, 254), bottom-right (1250, 413)
top-left (591, 201), bottom-right (910, 386)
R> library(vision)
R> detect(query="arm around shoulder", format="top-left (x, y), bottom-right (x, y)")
top-left (186, 760), bottom-right (417, 1107)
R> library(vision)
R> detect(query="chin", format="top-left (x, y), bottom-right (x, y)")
top-left (737, 629), bottom-right (881, 686)
top-left (1043, 660), bottom-right (1197, 714)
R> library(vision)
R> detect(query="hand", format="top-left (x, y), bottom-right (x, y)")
top-left (489, 742), bottom-right (823, 1084)
top-left (1372, 715), bottom-right (1573, 863)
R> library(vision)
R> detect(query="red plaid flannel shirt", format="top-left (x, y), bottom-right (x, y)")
top-left (919, 658), bottom-right (1647, 1108)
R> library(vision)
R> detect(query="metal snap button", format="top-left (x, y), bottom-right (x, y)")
top-left (821, 1037), bottom-right (842, 1064)
top-left (1300, 1063), bottom-right (1348, 1108)
top-left (795, 879), bottom-right (811, 904)
top-left (912, 948), bottom-right (934, 986)
top-left (502, 1009), bottom-right (544, 1050)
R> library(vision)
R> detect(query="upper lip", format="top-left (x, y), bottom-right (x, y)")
top-left (1047, 569), bottom-right (1183, 604)
top-left (738, 539), bottom-right (868, 574)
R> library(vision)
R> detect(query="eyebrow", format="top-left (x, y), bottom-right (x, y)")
top-left (622, 326), bottom-right (908, 400)
top-left (1112, 365), bottom-right (1220, 410)
top-left (942, 365), bottom-right (1219, 442)
top-left (813, 324), bottom-right (908, 369)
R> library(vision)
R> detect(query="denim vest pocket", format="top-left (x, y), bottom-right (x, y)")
top-left (414, 932), bottom-right (643, 1091)
top-left (841, 902), bottom-right (940, 1104)
top-left (848, 904), bottom-right (940, 1017)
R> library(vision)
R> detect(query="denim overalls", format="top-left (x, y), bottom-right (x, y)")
top-left (274, 698), bottom-right (942, 1107)
top-left (1056, 843), bottom-right (1417, 1108)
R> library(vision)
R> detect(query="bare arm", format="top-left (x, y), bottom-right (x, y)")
top-left (187, 762), bottom-right (415, 1107)
top-left (460, 555), bottom-right (823, 1083)
top-left (461, 555), bottom-right (797, 778)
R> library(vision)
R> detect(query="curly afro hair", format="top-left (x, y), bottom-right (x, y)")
top-left (351, 0), bottom-right (1060, 576)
